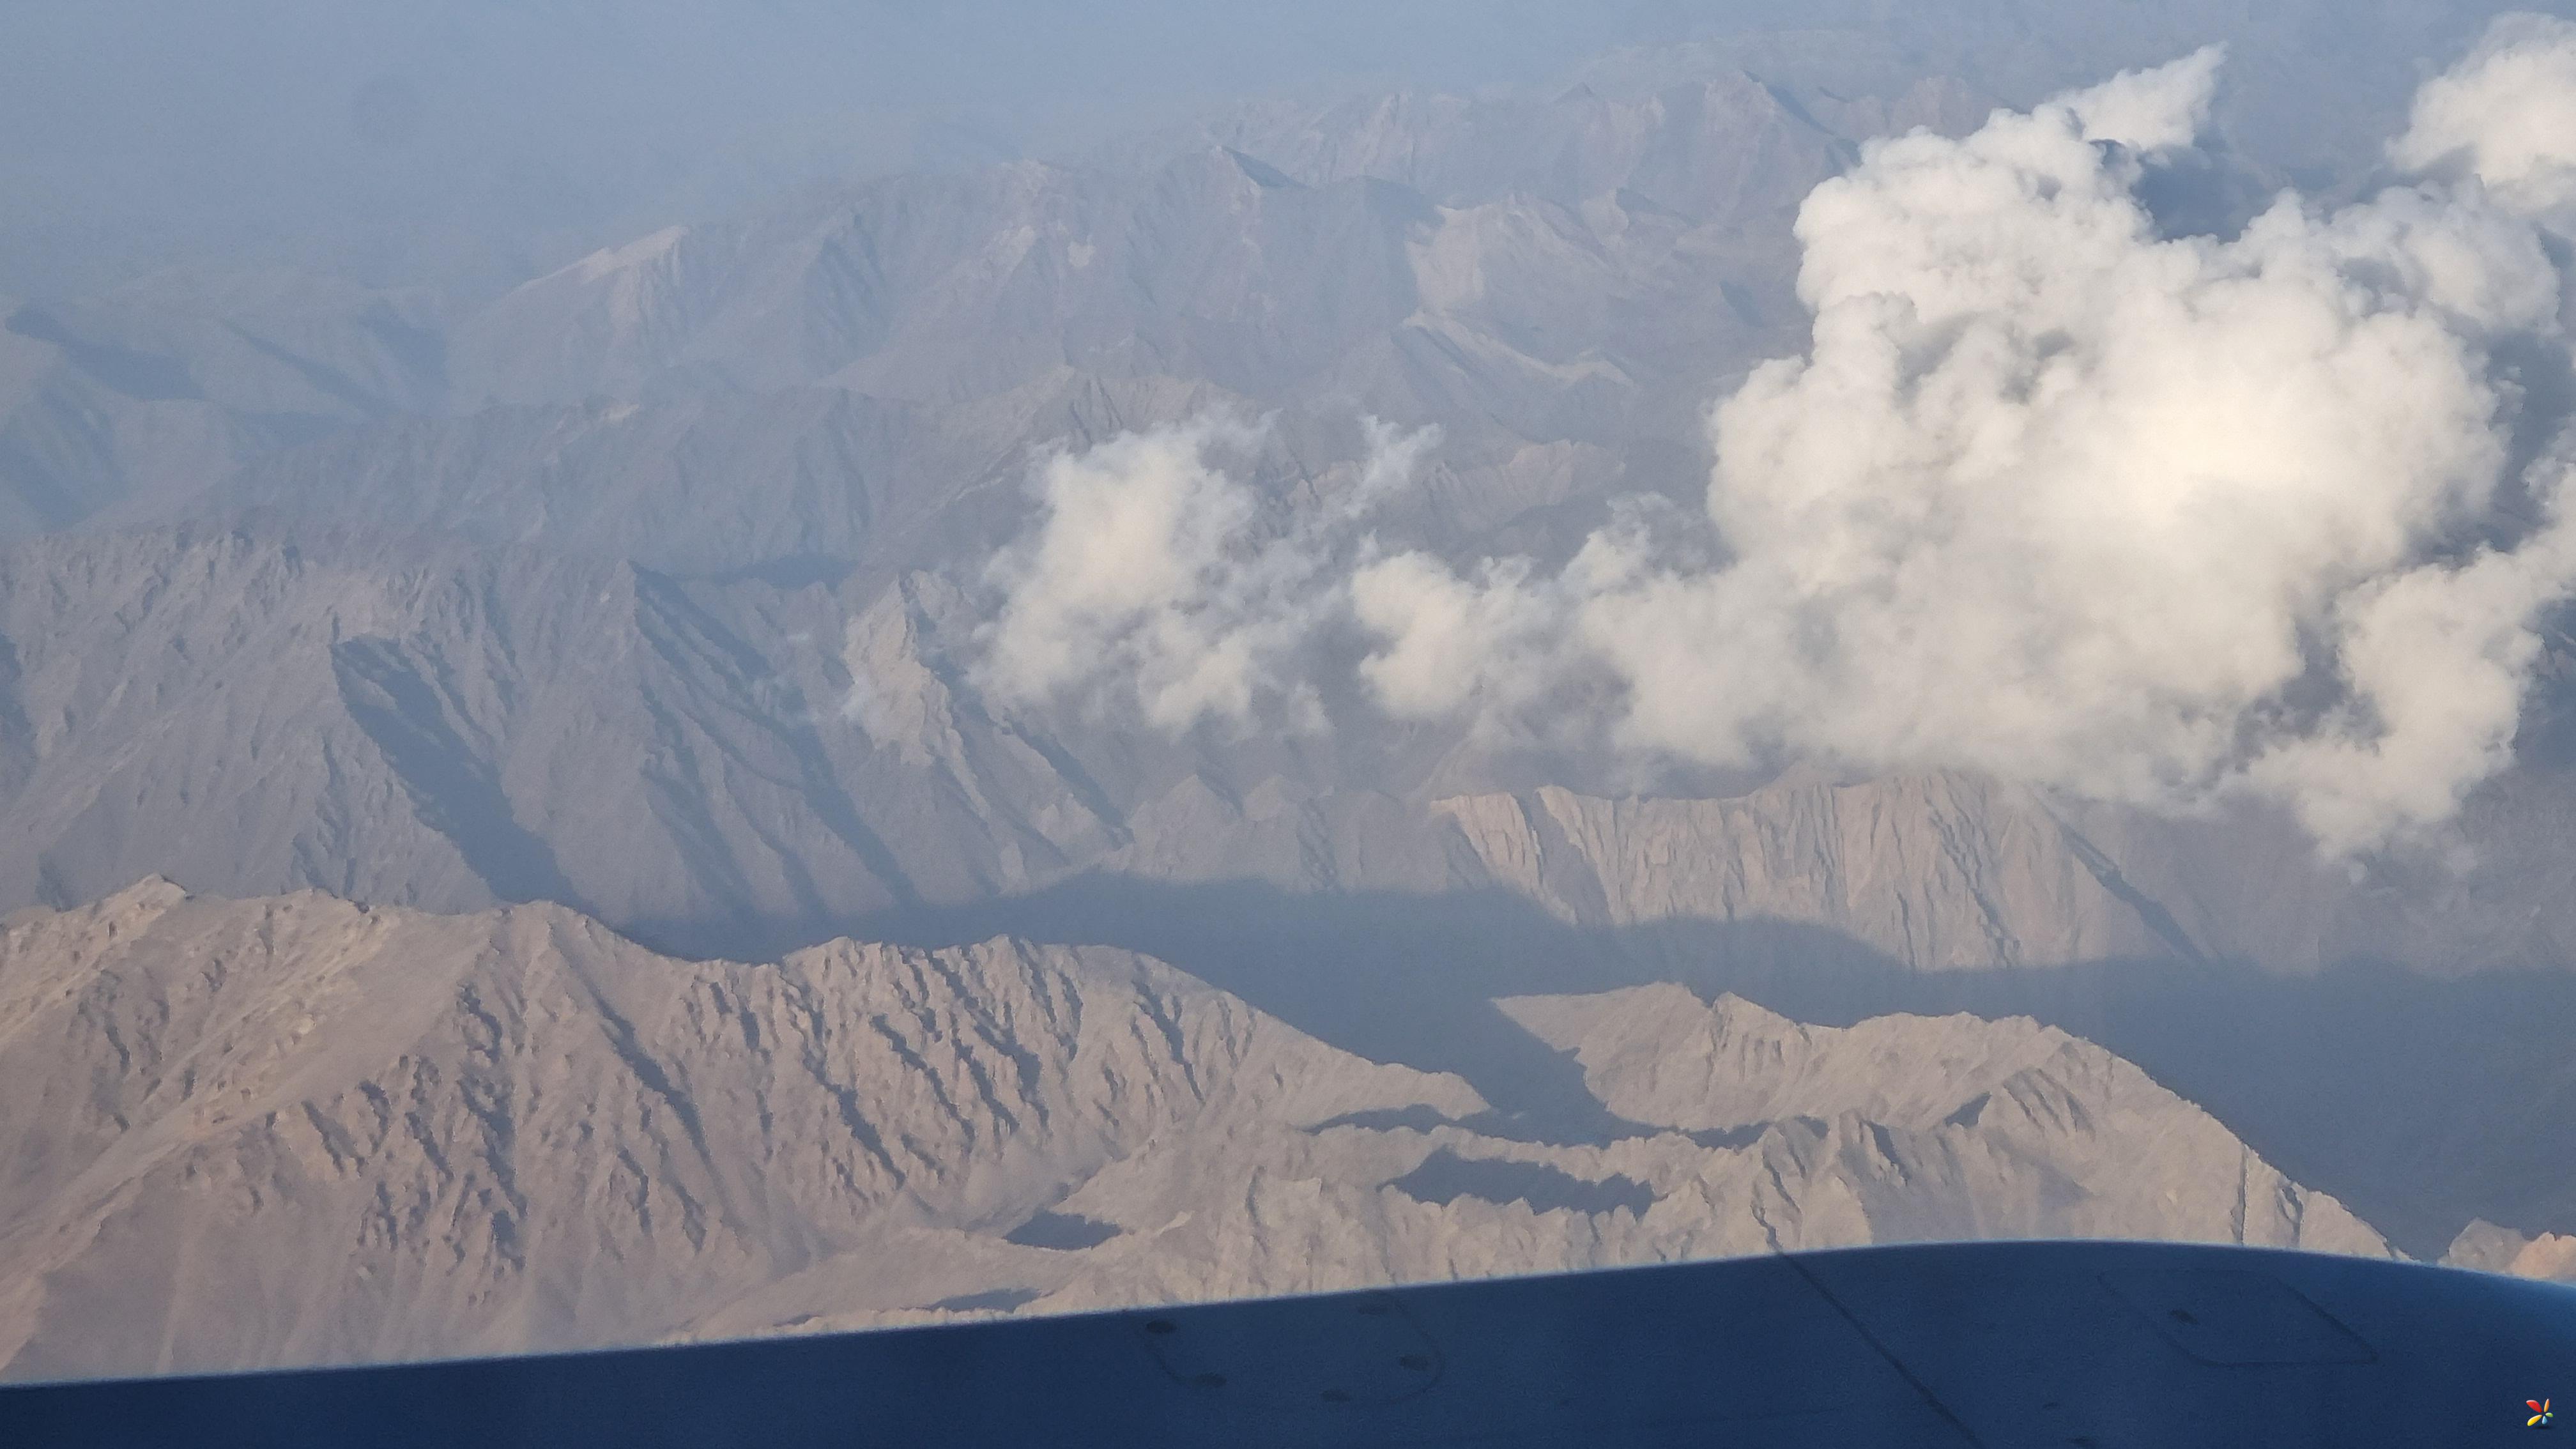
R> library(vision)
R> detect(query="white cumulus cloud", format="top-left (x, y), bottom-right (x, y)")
top-left (2393, 13), bottom-right (2576, 218)
top-left (973, 414), bottom-right (1436, 732)
top-left (972, 24), bottom-right (2576, 854)
top-left (1352, 30), bottom-right (2576, 854)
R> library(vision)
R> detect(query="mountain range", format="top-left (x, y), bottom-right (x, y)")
top-left (2, 22), bottom-right (2573, 1381)
top-left (0, 881), bottom-right (2387, 1380)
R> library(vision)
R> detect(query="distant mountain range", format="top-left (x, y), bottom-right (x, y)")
top-left (3, 28), bottom-right (2574, 1379)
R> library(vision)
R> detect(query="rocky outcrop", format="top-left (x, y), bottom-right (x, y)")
top-left (2442, 1220), bottom-right (2576, 1284)
top-left (1497, 985), bottom-right (2386, 1255)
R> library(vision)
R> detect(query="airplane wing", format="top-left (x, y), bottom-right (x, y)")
top-left (3, 1239), bottom-right (2572, 1446)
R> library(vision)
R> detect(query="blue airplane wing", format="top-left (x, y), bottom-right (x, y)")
top-left (3, 1239), bottom-right (2572, 1446)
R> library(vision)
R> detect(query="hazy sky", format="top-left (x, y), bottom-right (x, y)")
top-left (0, 0), bottom-right (1657, 296)
top-left (4, 0), bottom-right (2569, 298)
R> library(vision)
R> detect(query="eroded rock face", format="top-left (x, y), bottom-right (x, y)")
top-left (0, 882), bottom-right (2384, 1380)
top-left (1496, 986), bottom-right (2387, 1256)
top-left (1422, 772), bottom-right (2576, 976)
top-left (1429, 779), bottom-right (2172, 968)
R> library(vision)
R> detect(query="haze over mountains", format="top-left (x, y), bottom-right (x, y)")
top-left (6, 0), bottom-right (2549, 298)
top-left (6, 1), bottom-right (2576, 1379)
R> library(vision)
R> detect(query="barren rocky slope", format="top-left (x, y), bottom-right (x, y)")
top-left (0, 528), bottom-right (1153, 936)
top-left (1421, 776), bottom-right (2576, 975)
top-left (2444, 1220), bottom-right (2576, 1284)
top-left (0, 881), bottom-right (2385, 1381)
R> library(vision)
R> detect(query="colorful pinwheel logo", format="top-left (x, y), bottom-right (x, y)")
top-left (2533, 1399), bottom-right (2554, 1428)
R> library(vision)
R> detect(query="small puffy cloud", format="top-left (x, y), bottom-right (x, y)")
top-left (2061, 43), bottom-right (2225, 151)
top-left (2393, 13), bottom-right (2576, 217)
top-left (974, 414), bottom-right (1436, 732)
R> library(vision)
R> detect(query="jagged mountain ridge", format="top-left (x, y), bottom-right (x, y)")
top-left (447, 152), bottom-right (1437, 408)
top-left (192, 371), bottom-right (1251, 579)
top-left (182, 369), bottom-right (1650, 581)
top-left (0, 53), bottom-right (1871, 557)
top-left (1103, 69), bottom-right (1987, 219)
top-left (10, 523), bottom-right (2576, 979)
top-left (0, 880), bottom-right (2385, 1381)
